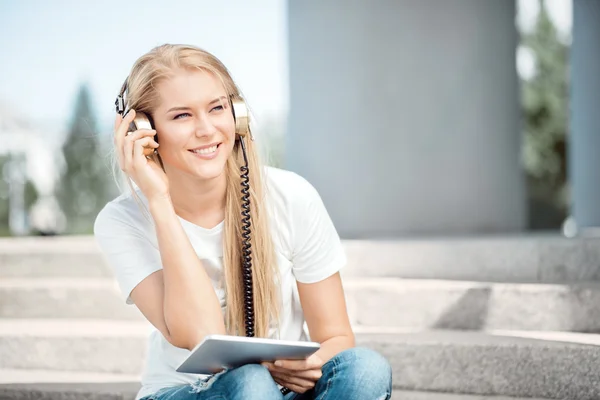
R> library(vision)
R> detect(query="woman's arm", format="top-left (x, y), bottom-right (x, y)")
top-left (262, 272), bottom-right (354, 393)
top-left (297, 272), bottom-right (355, 362)
top-left (131, 195), bottom-right (226, 350)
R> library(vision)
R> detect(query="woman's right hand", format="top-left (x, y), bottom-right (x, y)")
top-left (114, 110), bottom-right (169, 201)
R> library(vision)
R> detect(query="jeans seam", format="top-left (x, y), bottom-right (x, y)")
top-left (317, 358), bottom-right (336, 400)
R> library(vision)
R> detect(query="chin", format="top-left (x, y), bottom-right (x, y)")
top-left (189, 160), bottom-right (228, 181)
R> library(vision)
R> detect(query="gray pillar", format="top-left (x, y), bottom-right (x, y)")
top-left (569, 0), bottom-right (600, 230)
top-left (286, 0), bottom-right (525, 238)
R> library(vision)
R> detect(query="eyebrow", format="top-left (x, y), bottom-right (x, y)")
top-left (166, 96), bottom-right (227, 114)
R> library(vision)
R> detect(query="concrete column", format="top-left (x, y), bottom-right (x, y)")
top-left (569, 0), bottom-right (600, 230)
top-left (286, 0), bottom-right (525, 238)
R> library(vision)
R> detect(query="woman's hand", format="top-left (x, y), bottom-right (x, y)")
top-left (262, 354), bottom-right (324, 394)
top-left (114, 110), bottom-right (169, 201)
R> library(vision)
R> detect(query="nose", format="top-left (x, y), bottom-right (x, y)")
top-left (194, 114), bottom-right (217, 138)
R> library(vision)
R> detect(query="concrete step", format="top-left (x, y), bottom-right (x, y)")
top-left (3, 235), bottom-right (600, 284)
top-left (0, 279), bottom-right (144, 320)
top-left (391, 393), bottom-right (549, 400)
top-left (0, 320), bottom-right (598, 399)
top-left (345, 278), bottom-right (600, 332)
top-left (341, 234), bottom-right (600, 283)
top-left (0, 236), bottom-right (110, 279)
top-left (0, 320), bottom-right (151, 374)
top-left (4, 277), bottom-right (600, 333)
top-left (0, 369), bottom-right (140, 384)
top-left (0, 370), bottom-right (548, 400)
top-left (0, 382), bottom-right (139, 400)
top-left (0, 382), bottom-right (551, 400)
top-left (362, 330), bottom-right (600, 400)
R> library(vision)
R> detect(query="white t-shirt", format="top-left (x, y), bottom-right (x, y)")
top-left (93, 166), bottom-right (346, 400)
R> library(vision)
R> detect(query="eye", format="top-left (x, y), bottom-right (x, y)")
top-left (174, 113), bottom-right (191, 119)
top-left (210, 105), bottom-right (224, 113)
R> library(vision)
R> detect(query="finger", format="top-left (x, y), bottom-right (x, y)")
top-left (273, 355), bottom-right (322, 372)
top-left (124, 128), bottom-right (157, 143)
top-left (115, 109), bottom-right (137, 161)
top-left (270, 370), bottom-right (318, 388)
top-left (266, 364), bottom-right (322, 381)
top-left (273, 376), bottom-right (310, 394)
top-left (133, 137), bottom-right (158, 169)
top-left (114, 112), bottom-right (122, 132)
top-left (122, 129), bottom-right (156, 171)
top-left (123, 131), bottom-right (135, 173)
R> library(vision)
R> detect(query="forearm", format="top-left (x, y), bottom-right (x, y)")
top-left (149, 196), bottom-right (226, 350)
top-left (314, 333), bottom-right (355, 365)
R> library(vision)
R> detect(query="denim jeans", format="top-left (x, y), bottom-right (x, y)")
top-left (140, 347), bottom-right (392, 400)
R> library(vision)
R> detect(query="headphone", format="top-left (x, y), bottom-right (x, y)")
top-left (114, 79), bottom-right (252, 146)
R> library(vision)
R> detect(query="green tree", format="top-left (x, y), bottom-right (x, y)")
top-left (521, 0), bottom-right (569, 229)
top-left (0, 153), bottom-right (39, 236)
top-left (0, 155), bottom-right (10, 235)
top-left (24, 178), bottom-right (38, 211)
top-left (56, 83), bottom-right (112, 234)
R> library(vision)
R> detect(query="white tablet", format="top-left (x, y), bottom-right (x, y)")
top-left (176, 334), bottom-right (321, 375)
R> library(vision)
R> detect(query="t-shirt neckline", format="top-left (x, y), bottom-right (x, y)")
top-left (177, 216), bottom-right (224, 235)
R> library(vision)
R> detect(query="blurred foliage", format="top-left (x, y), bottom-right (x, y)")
top-left (521, 0), bottom-right (569, 230)
top-left (258, 114), bottom-right (286, 169)
top-left (55, 84), bottom-right (113, 234)
top-left (24, 178), bottom-right (39, 211)
top-left (0, 154), bottom-right (39, 236)
top-left (0, 155), bottom-right (9, 233)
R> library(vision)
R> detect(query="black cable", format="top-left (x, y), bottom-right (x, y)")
top-left (238, 137), bottom-right (291, 396)
top-left (239, 136), bottom-right (255, 338)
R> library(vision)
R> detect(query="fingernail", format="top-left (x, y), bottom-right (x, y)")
top-left (275, 361), bottom-right (282, 367)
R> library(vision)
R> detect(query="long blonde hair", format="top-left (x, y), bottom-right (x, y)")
top-left (117, 44), bottom-right (281, 338)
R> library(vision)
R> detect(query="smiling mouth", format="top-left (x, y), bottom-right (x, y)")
top-left (189, 143), bottom-right (221, 155)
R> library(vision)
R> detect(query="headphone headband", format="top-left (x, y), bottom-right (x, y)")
top-left (114, 77), bottom-right (252, 139)
top-left (115, 79), bottom-right (128, 115)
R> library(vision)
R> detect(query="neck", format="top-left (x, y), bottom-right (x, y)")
top-left (167, 170), bottom-right (227, 228)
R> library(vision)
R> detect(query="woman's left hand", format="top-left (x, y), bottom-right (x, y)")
top-left (261, 354), bottom-right (324, 394)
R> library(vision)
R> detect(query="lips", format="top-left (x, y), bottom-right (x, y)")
top-left (188, 143), bottom-right (221, 160)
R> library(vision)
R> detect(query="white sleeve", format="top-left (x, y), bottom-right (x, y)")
top-left (93, 203), bottom-right (163, 304)
top-left (290, 175), bottom-right (347, 283)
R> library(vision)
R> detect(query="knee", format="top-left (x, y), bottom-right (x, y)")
top-left (326, 347), bottom-right (392, 393)
top-left (227, 364), bottom-right (281, 398)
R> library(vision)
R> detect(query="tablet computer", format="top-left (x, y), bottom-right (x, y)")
top-left (176, 334), bottom-right (321, 375)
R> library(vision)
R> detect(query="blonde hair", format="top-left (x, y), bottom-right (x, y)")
top-left (116, 44), bottom-right (281, 338)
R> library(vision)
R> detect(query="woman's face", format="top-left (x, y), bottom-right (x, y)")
top-left (152, 68), bottom-right (236, 182)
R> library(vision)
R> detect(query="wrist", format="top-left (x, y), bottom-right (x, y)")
top-left (148, 193), bottom-right (173, 214)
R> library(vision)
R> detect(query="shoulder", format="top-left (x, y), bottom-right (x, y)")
top-left (93, 190), bottom-right (152, 237)
top-left (263, 166), bottom-right (321, 208)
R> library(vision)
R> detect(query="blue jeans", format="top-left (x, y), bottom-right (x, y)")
top-left (140, 347), bottom-right (392, 400)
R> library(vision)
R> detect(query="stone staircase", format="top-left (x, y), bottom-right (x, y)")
top-left (1, 235), bottom-right (600, 399)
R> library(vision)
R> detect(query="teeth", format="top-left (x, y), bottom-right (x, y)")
top-left (192, 145), bottom-right (218, 154)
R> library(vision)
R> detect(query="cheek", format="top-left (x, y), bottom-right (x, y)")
top-left (156, 126), bottom-right (191, 150)
top-left (215, 119), bottom-right (237, 147)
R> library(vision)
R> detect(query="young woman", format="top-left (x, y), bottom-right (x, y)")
top-left (94, 44), bottom-right (392, 400)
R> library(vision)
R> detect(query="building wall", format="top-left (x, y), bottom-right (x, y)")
top-left (570, 0), bottom-right (600, 230)
top-left (286, 0), bottom-right (525, 238)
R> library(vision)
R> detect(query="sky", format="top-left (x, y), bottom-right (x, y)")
top-left (0, 0), bottom-right (573, 133)
top-left (0, 0), bottom-right (289, 136)
top-left (0, 0), bottom-right (573, 134)
top-left (0, 0), bottom-right (573, 196)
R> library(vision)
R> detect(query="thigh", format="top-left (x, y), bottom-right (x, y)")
top-left (142, 365), bottom-right (281, 400)
top-left (140, 376), bottom-right (227, 400)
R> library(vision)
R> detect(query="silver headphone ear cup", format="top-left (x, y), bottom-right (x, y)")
top-left (231, 98), bottom-right (250, 138)
top-left (132, 113), bottom-right (153, 131)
